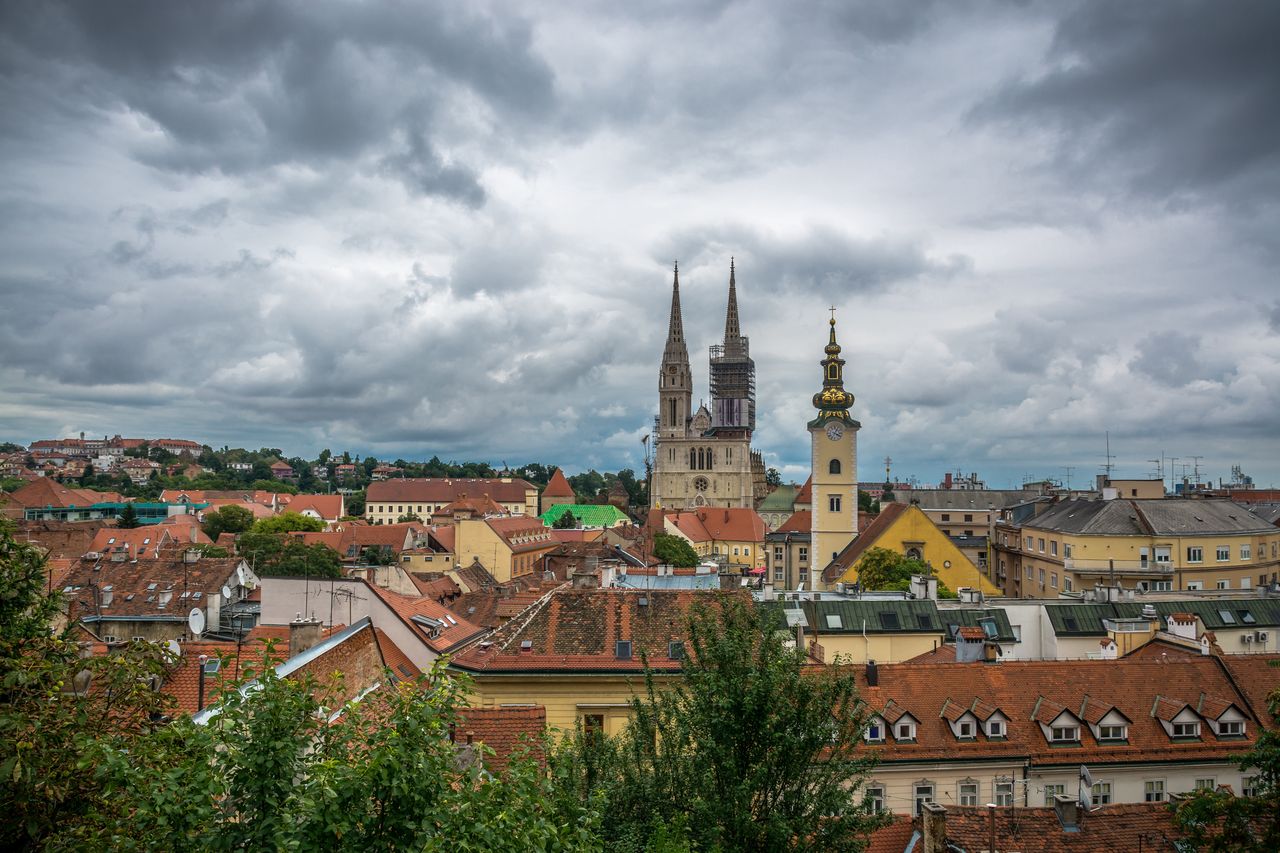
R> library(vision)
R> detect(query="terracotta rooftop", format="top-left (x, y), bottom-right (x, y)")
top-left (365, 582), bottom-right (488, 653)
top-left (62, 555), bottom-right (246, 621)
top-left (286, 494), bottom-right (345, 520)
top-left (774, 509), bottom-right (811, 534)
top-left (795, 475), bottom-right (813, 505)
top-left (5, 477), bottom-right (122, 509)
top-left (455, 706), bottom-right (547, 772)
top-left (541, 468), bottom-right (576, 499)
top-left (12, 518), bottom-right (113, 559)
top-left (852, 654), bottom-right (1272, 767)
top-left (666, 506), bottom-right (767, 544)
top-left (450, 588), bottom-right (748, 674)
top-left (367, 478), bottom-right (535, 504)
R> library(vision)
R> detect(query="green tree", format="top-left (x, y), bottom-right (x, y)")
top-left (1172, 664), bottom-right (1280, 851)
top-left (553, 509), bottom-right (579, 529)
top-left (652, 532), bottom-right (698, 568)
top-left (852, 547), bottom-right (956, 598)
top-left (116, 501), bottom-right (140, 528)
top-left (359, 545), bottom-right (395, 566)
top-left (0, 518), bottom-right (176, 850)
top-left (857, 489), bottom-right (879, 514)
top-left (553, 594), bottom-right (884, 851)
top-left (396, 512), bottom-right (423, 523)
top-left (202, 504), bottom-right (255, 540)
top-left (765, 467), bottom-right (782, 488)
top-left (345, 489), bottom-right (366, 517)
top-left (253, 511), bottom-right (325, 534)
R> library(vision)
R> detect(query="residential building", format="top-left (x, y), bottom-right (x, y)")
top-left (61, 554), bottom-right (261, 643)
top-left (991, 498), bottom-right (1280, 598)
top-left (821, 503), bottom-right (1002, 597)
top-left (453, 516), bottom-right (558, 582)
top-left (450, 587), bottom-right (741, 734)
top-left (663, 506), bottom-right (768, 571)
top-left (268, 460), bottom-right (295, 480)
top-left (852, 651), bottom-right (1277, 815)
top-left (651, 262), bottom-right (766, 511)
top-left (287, 493), bottom-right (346, 522)
top-left (365, 477), bottom-right (538, 524)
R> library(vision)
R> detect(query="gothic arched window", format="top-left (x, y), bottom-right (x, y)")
top-left (829, 459), bottom-right (842, 475)
top-left (690, 449), bottom-right (697, 469)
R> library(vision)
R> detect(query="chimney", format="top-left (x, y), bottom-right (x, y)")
top-left (1053, 794), bottom-right (1079, 830)
top-left (921, 802), bottom-right (948, 853)
top-left (289, 615), bottom-right (322, 658)
top-left (983, 640), bottom-right (1000, 663)
top-left (865, 659), bottom-right (878, 687)
top-left (571, 569), bottom-right (598, 589)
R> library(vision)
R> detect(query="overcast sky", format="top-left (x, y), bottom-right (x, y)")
top-left (2, 1), bottom-right (1278, 489)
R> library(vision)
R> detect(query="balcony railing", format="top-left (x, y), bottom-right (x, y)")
top-left (1063, 558), bottom-right (1173, 575)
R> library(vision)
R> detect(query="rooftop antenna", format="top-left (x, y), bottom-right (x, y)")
top-left (884, 456), bottom-right (892, 482)
top-left (1168, 456), bottom-right (1179, 494)
top-left (1147, 457), bottom-right (1163, 481)
top-left (1189, 455), bottom-right (1203, 486)
top-left (1064, 467), bottom-right (1074, 491)
top-left (1102, 431), bottom-right (1115, 478)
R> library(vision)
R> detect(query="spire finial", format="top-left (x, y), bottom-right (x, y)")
top-left (723, 258), bottom-right (741, 347)
top-left (664, 261), bottom-right (687, 351)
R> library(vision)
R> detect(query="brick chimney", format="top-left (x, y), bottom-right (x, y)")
top-left (571, 569), bottom-right (599, 589)
top-left (1053, 794), bottom-right (1079, 830)
top-left (921, 802), bottom-right (947, 853)
top-left (289, 613), bottom-right (322, 658)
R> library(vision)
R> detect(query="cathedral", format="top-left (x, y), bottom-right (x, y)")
top-left (650, 261), bottom-right (766, 509)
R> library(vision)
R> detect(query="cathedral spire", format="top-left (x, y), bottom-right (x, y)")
top-left (724, 257), bottom-right (740, 344)
top-left (663, 261), bottom-right (690, 367)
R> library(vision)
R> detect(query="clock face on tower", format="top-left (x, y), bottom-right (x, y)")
top-left (825, 423), bottom-right (844, 441)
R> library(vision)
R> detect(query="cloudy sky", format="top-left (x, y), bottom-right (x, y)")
top-left (2, 0), bottom-right (1278, 489)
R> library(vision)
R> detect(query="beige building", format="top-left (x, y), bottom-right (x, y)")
top-left (991, 498), bottom-right (1280, 598)
top-left (365, 477), bottom-right (537, 524)
top-left (651, 262), bottom-right (764, 511)
top-left (453, 516), bottom-right (557, 583)
top-left (854, 650), bottom-right (1276, 815)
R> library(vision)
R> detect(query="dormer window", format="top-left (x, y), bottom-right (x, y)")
top-left (1098, 724), bottom-right (1127, 741)
top-left (1172, 721), bottom-right (1201, 739)
top-left (1051, 725), bottom-right (1079, 743)
top-left (987, 719), bottom-right (1005, 738)
top-left (957, 721), bottom-right (975, 739)
top-left (896, 722), bottom-right (916, 742)
top-left (1219, 720), bottom-right (1244, 736)
top-left (865, 720), bottom-right (885, 742)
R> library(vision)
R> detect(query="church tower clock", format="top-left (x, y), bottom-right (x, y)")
top-left (808, 311), bottom-right (859, 588)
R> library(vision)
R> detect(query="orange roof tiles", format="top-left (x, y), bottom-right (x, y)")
top-left (896, 802), bottom-right (1189, 852)
top-left (795, 475), bottom-right (813, 505)
top-left (455, 706), bottom-right (547, 772)
top-left (364, 582), bottom-right (487, 653)
top-left (774, 509), bottom-right (811, 534)
top-left (451, 588), bottom-right (749, 674)
top-left (852, 655), bottom-right (1272, 767)
top-left (542, 468), bottom-right (575, 499)
top-left (287, 494), bottom-right (345, 520)
top-left (367, 478), bottom-right (535, 503)
top-left (666, 506), bottom-right (767, 544)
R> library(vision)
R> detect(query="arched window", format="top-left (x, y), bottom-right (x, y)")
top-left (906, 547), bottom-right (922, 560)
top-left (828, 364), bottom-right (838, 379)
top-left (690, 449), bottom-right (697, 469)
top-left (829, 459), bottom-right (842, 475)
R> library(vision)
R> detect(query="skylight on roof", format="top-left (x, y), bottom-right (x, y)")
top-left (879, 612), bottom-right (900, 630)
top-left (826, 614), bottom-right (843, 630)
top-left (979, 618), bottom-right (999, 638)
top-left (1219, 610), bottom-right (1236, 624)
top-left (1240, 611), bottom-right (1257, 624)
top-left (1063, 617), bottom-right (1080, 632)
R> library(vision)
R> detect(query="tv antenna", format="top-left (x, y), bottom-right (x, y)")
top-left (1102, 431), bottom-right (1115, 478)
top-left (1188, 455), bottom-right (1203, 485)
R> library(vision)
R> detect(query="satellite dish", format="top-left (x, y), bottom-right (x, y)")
top-left (166, 639), bottom-right (181, 660)
top-left (1079, 764), bottom-right (1093, 786)
top-left (221, 584), bottom-right (232, 600)
top-left (188, 607), bottom-right (206, 636)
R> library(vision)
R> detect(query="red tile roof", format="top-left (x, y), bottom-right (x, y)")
top-left (11, 519), bottom-right (114, 560)
top-left (542, 468), bottom-right (576, 500)
top-left (451, 588), bottom-right (749, 673)
top-left (61, 555), bottom-right (245, 621)
top-left (287, 494), bottom-right (345, 520)
top-left (455, 706), bottom-right (547, 772)
top-left (795, 475), bottom-right (813, 505)
top-left (367, 478), bottom-right (535, 504)
top-left (484, 516), bottom-right (556, 553)
top-left (433, 494), bottom-right (507, 518)
top-left (774, 509), bottom-right (811, 534)
top-left (852, 654), bottom-right (1273, 768)
top-left (5, 477), bottom-right (120, 509)
top-left (365, 581), bottom-right (487, 653)
top-left (666, 507), bottom-right (767, 544)
top-left (86, 526), bottom-right (178, 560)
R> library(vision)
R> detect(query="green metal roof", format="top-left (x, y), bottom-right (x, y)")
top-left (944, 608), bottom-right (1017, 642)
top-left (538, 503), bottom-right (629, 528)
top-left (756, 485), bottom-right (799, 512)
top-left (1045, 598), bottom-right (1280, 636)
top-left (763, 598), bottom-right (945, 635)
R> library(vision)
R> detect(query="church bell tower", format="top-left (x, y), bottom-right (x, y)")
top-left (808, 311), bottom-right (860, 587)
top-left (658, 262), bottom-right (693, 439)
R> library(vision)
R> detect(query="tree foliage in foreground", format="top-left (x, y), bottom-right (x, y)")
top-left (853, 546), bottom-right (956, 598)
top-left (1172, 663), bottom-right (1280, 852)
top-left (552, 594), bottom-right (886, 852)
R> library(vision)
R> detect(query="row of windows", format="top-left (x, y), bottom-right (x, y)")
top-left (881, 776), bottom-right (1260, 815)
top-left (939, 514), bottom-right (977, 523)
top-left (1017, 536), bottom-right (1277, 564)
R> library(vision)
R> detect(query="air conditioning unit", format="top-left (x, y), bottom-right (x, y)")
top-left (1242, 634), bottom-right (1254, 644)
top-left (1257, 631), bottom-right (1269, 643)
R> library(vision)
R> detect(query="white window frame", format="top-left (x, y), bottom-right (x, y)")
top-left (1187, 546), bottom-right (1204, 564)
top-left (1043, 783), bottom-right (1066, 805)
top-left (994, 778), bottom-right (1014, 807)
top-left (1145, 780), bottom-right (1166, 802)
top-left (1216, 545), bottom-right (1230, 562)
top-left (1098, 724), bottom-right (1127, 741)
top-left (958, 780), bottom-right (979, 807)
top-left (896, 721), bottom-right (917, 741)
top-left (913, 783), bottom-right (934, 816)
top-left (958, 720), bottom-right (975, 739)
top-left (1051, 725), bottom-right (1079, 743)
top-left (1219, 720), bottom-right (1244, 736)
top-left (987, 719), bottom-right (1005, 738)
top-left (1092, 781), bottom-right (1112, 805)
top-left (1172, 721), bottom-right (1200, 739)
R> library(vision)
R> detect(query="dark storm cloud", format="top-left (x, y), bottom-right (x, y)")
top-left (1130, 331), bottom-right (1226, 387)
top-left (976, 0), bottom-right (1280, 209)
top-left (655, 224), bottom-right (969, 298)
top-left (0, 0), bottom-right (557, 204)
